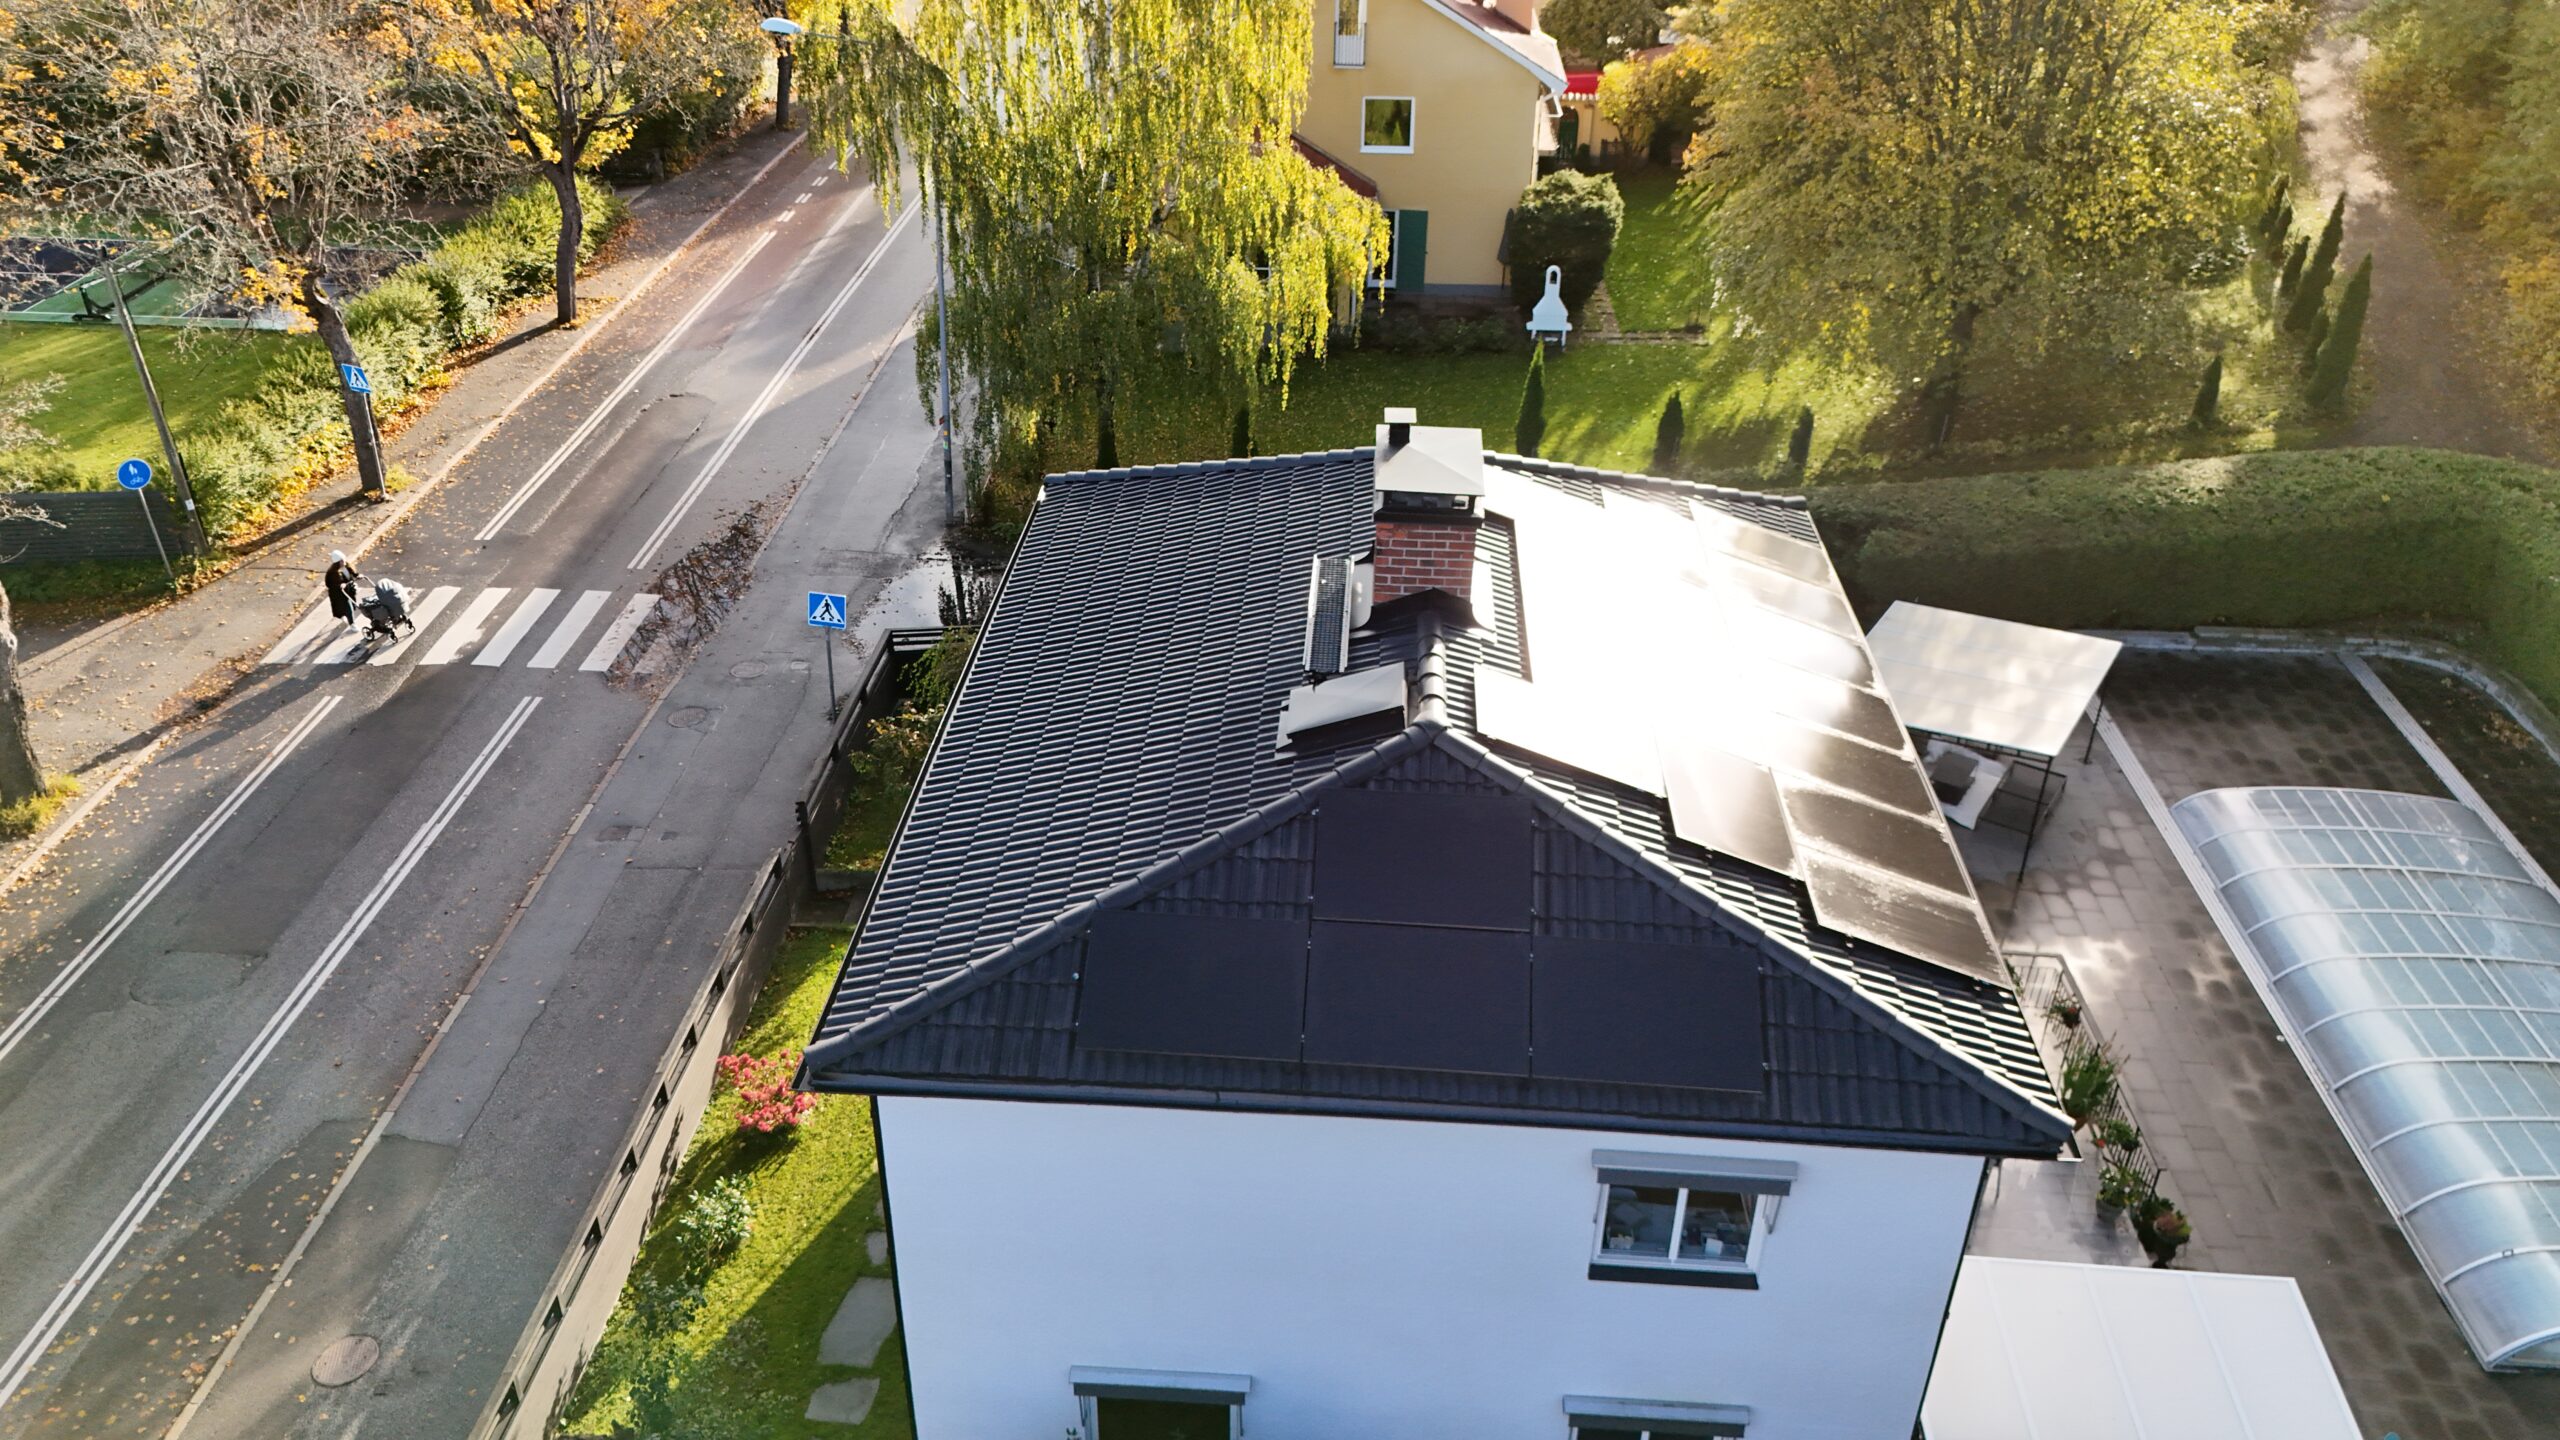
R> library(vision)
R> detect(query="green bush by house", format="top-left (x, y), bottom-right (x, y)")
top-left (1507, 169), bottom-right (1624, 316)
top-left (182, 177), bottom-right (628, 537)
top-left (1810, 447), bottom-right (2560, 706)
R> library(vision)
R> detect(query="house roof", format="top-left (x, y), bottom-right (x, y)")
top-left (803, 441), bottom-right (2070, 1158)
top-left (1424, 0), bottom-right (1567, 92)
top-left (1292, 135), bottom-right (1379, 200)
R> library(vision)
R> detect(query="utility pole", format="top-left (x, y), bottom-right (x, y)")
top-left (102, 255), bottom-right (206, 553)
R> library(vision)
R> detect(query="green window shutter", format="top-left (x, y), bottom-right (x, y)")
top-left (1394, 209), bottom-right (1428, 293)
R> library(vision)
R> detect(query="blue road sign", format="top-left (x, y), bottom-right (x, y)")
top-left (807, 591), bottom-right (848, 629)
top-left (340, 363), bottom-right (372, 395)
top-left (117, 458), bottom-right (153, 491)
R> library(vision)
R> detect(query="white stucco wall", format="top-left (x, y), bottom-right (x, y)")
top-left (878, 1096), bottom-right (1987, 1440)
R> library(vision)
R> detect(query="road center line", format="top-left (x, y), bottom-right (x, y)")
top-left (0, 695), bottom-right (342, 1070)
top-left (472, 229), bottom-right (782, 542)
top-left (0, 696), bottom-right (541, 1413)
top-left (626, 204), bottom-right (920, 573)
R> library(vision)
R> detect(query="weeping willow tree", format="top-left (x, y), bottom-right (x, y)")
top-left (801, 0), bottom-right (1388, 473)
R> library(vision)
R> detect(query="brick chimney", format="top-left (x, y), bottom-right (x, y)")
top-left (1371, 406), bottom-right (1484, 606)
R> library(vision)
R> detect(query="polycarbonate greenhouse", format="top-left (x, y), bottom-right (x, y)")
top-left (2174, 787), bottom-right (2560, 1371)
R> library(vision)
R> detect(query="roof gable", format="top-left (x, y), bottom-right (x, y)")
top-left (1419, 0), bottom-right (1567, 91)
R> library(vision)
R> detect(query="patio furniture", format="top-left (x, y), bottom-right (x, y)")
top-left (1867, 602), bottom-right (2123, 879)
top-left (1922, 740), bottom-right (2008, 831)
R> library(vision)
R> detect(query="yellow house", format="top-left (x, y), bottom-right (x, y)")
top-left (1300, 0), bottom-right (1566, 296)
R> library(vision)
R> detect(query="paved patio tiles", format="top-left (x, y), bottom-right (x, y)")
top-left (818, 1277), bottom-right (899, 1367)
top-left (1957, 652), bottom-right (2560, 1439)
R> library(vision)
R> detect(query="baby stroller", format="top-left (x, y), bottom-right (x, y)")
top-left (357, 578), bottom-right (415, 641)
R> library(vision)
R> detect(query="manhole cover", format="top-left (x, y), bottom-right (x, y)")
top-left (730, 661), bottom-right (767, 680)
top-left (312, 1334), bottom-right (380, 1388)
top-left (666, 707), bottom-right (709, 729)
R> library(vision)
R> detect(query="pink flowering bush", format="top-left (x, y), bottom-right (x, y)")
top-left (717, 1050), bottom-right (816, 1134)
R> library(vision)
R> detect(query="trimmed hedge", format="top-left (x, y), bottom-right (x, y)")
top-left (1808, 447), bottom-right (2560, 706)
top-left (185, 178), bottom-right (628, 537)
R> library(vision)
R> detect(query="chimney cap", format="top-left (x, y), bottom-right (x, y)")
top-left (1382, 406), bottom-right (1418, 425)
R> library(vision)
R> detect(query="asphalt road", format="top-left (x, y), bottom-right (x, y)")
top-left (0, 144), bottom-right (939, 1437)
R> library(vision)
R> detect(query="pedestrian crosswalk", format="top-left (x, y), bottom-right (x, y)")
top-left (261, 587), bottom-right (661, 671)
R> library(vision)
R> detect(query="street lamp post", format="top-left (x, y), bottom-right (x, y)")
top-left (763, 15), bottom-right (957, 523)
top-left (99, 253), bottom-right (207, 554)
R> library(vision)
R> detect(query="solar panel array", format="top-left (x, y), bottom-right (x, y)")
top-left (1472, 469), bottom-right (2002, 986)
top-left (1074, 786), bottom-right (1765, 1091)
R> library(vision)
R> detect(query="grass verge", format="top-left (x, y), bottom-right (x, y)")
top-left (0, 774), bottom-right (82, 839)
top-left (560, 925), bottom-right (904, 1440)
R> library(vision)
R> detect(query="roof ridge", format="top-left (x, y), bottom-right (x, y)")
top-left (1438, 731), bottom-right (2071, 1140)
top-left (805, 705), bottom-right (1447, 1075)
top-left (1042, 446), bottom-right (1374, 489)
top-left (1488, 451), bottom-right (1811, 511)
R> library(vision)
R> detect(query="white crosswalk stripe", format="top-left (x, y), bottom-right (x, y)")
top-left (580, 594), bottom-right (660, 672)
top-left (472, 588), bottom-right (560, 667)
top-left (526, 590), bottom-right (611, 670)
top-left (261, 583), bottom-right (663, 674)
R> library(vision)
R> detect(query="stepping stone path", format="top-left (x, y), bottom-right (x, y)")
top-left (805, 1232), bottom-right (897, 1427)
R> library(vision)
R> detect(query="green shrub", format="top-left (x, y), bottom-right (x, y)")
top-left (2189, 356), bottom-right (2223, 429)
top-left (1515, 343), bottom-right (1548, 457)
top-left (672, 1175), bottom-right (754, 1272)
top-left (1652, 391), bottom-right (1684, 472)
top-left (1786, 406), bottom-right (1815, 472)
top-left (1507, 169), bottom-right (1625, 315)
top-left (2277, 235), bottom-right (2308, 300)
top-left (2285, 194), bottom-right (2346, 331)
top-left (1810, 447), bottom-right (2560, 706)
top-left (177, 177), bottom-right (629, 540)
top-left (2310, 255), bottom-right (2372, 411)
top-left (2256, 175), bottom-right (2292, 248)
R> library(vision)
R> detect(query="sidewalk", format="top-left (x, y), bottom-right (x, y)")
top-left (14, 126), bottom-right (805, 788)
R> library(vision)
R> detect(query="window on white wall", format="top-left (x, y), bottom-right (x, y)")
top-left (1564, 1395), bottom-right (1751, 1439)
top-left (1586, 1150), bottom-right (1794, 1288)
top-left (1361, 97), bottom-right (1414, 153)
top-left (1071, 1368), bottom-right (1248, 1440)
top-left (1596, 1183), bottom-right (1759, 1268)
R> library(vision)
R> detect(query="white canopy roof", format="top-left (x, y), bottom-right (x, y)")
top-left (1923, 1257), bottom-right (2360, 1440)
top-left (1866, 602), bottom-right (2122, 760)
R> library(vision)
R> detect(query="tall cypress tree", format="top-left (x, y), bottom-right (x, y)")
top-left (1516, 344), bottom-right (1548, 457)
top-left (1095, 407), bottom-right (1119, 469)
top-left (1652, 392), bottom-right (1686, 472)
top-left (2300, 307), bottom-right (2330, 375)
top-left (2286, 194), bottom-right (2346, 332)
top-left (2276, 235), bottom-right (2309, 302)
top-left (2189, 356), bottom-right (2223, 430)
top-left (1786, 406), bottom-right (1815, 473)
top-left (2257, 175), bottom-right (2292, 248)
top-left (1230, 403), bottom-right (1253, 458)
top-left (2309, 255), bottom-right (2373, 412)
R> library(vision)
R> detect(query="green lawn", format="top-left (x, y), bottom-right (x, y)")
top-left (1606, 170), bottom-right (1716, 332)
top-left (0, 321), bottom-right (307, 490)
top-left (562, 926), bottom-right (908, 1440)
top-left (1120, 341), bottom-right (1891, 478)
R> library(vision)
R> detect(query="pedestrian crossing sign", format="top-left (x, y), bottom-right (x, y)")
top-left (807, 591), bottom-right (848, 629)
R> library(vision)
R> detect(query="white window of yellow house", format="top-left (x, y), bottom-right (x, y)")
top-left (1361, 97), bottom-right (1414, 154)
top-left (1333, 0), bottom-right (1366, 66)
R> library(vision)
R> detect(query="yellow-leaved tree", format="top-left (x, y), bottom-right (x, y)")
top-left (407, 0), bottom-right (762, 325)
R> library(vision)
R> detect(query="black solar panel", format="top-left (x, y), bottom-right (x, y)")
top-left (1796, 849), bottom-right (2003, 984)
top-left (1778, 784), bottom-right (1972, 897)
top-left (1741, 720), bottom-right (1936, 817)
top-left (1304, 920), bottom-right (1532, 1073)
top-left (1695, 503), bottom-right (1834, 585)
top-left (1720, 562), bottom-right (1860, 637)
top-left (1758, 666), bottom-right (1905, 750)
top-left (1661, 741), bottom-right (1796, 877)
top-left (1312, 788), bottom-right (1533, 930)
top-left (1077, 910), bottom-right (1307, 1061)
top-left (1728, 608), bottom-right (1875, 688)
top-left (1532, 935), bottom-right (1764, 1091)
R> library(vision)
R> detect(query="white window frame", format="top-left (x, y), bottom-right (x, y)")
top-left (1369, 210), bottom-right (1401, 291)
top-left (1360, 96), bottom-right (1415, 155)
top-left (1591, 1180), bottom-right (1765, 1273)
top-left (1332, 0), bottom-right (1366, 67)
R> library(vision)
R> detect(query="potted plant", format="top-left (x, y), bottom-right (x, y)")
top-left (2046, 994), bottom-right (2085, 1031)
top-left (2098, 1117), bottom-right (2142, 1155)
top-left (2096, 1163), bottom-right (2147, 1219)
top-left (2058, 1039), bottom-right (2120, 1128)
top-left (2136, 1195), bottom-right (2192, 1268)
